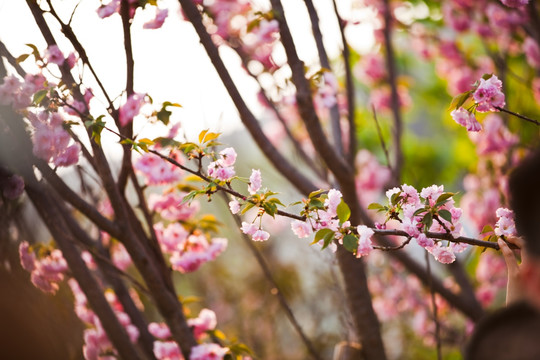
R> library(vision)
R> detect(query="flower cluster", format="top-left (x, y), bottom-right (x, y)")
top-left (207, 147), bottom-right (237, 182)
top-left (69, 280), bottom-right (140, 360)
top-left (29, 110), bottom-right (81, 167)
top-left (372, 184), bottom-right (467, 264)
top-left (149, 308), bottom-right (226, 360)
top-left (19, 242), bottom-right (68, 294)
top-left (494, 207), bottom-right (516, 238)
top-left (450, 74), bottom-right (506, 132)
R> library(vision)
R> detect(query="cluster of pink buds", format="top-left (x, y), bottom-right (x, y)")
top-left (19, 242), bottom-right (68, 294)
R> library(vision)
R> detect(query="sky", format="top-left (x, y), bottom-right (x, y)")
top-left (0, 0), bottom-right (375, 141)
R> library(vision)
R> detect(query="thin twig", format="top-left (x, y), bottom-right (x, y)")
top-left (371, 105), bottom-right (392, 170)
top-left (496, 106), bottom-right (540, 126)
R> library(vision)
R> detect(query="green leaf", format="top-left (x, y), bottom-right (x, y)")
top-left (321, 230), bottom-right (335, 250)
top-left (152, 136), bottom-right (182, 148)
top-left (313, 228), bottom-right (334, 244)
top-left (308, 189), bottom-right (325, 199)
top-left (343, 234), bottom-right (358, 253)
top-left (262, 202), bottom-right (278, 217)
top-left (156, 108), bottom-right (171, 125)
top-left (240, 202), bottom-right (255, 215)
top-left (308, 198), bottom-right (324, 210)
top-left (438, 209), bottom-right (453, 223)
top-left (390, 192), bottom-right (402, 206)
top-left (182, 190), bottom-right (203, 204)
top-left (32, 89), bottom-right (48, 105)
top-left (448, 91), bottom-right (472, 110)
top-left (367, 203), bottom-right (384, 210)
top-left (481, 225), bottom-right (493, 234)
top-left (422, 212), bottom-right (433, 230)
top-left (267, 197), bottom-right (285, 206)
top-left (413, 207), bottom-right (428, 216)
top-left (336, 200), bottom-right (351, 224)
top-left (481, 73), bottom-right (493, 80)
top-left (16, 53), bottom-right (29, 63)
top-left (435, 192), bottom-right (454, 207)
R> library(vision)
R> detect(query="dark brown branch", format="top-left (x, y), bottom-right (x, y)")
top-left (269, 0), bottom-right (353, 182)
top-left (496, 106), bottom-right (540, 126)
top-left (45, 0), bottom-right (115, 109)
top-left (0, 41), bottom-right (26, 77)
top-left (381, 0), bottom-right (403, 185)
top-left (25, 183), bottom-right (144, 360)
top-left (117, 0), bottom-right (136, 193)
top-left (303, 0), bottom-right (343, 156)
top-left (37, 162), bottom-right (122, 239)
top-left (231, 45), bottom-right (327, 180)
top-left (50, 189), bottom-right (156, 359)
top-left (332, 0), bottom-right (357, 165)
top-left (178, 0), bottom-right (319, 196)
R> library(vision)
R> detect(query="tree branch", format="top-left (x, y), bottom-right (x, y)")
top-left (177, 0), bottom-right (319, 196)
top-left (381, 0), bottom-right (403, 185)
top-left (332, 0), bottom-right (357, 165)
top-left (269, 0), bottom-right (353, 181)
top-left (303, 0), bottom-right (343, 156)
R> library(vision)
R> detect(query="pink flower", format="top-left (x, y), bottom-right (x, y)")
top-left (494, 207), bottom-right (516, 237)
top-left (45, 45), bottom-right (65, 66)
top-left (356, 225), bottom-right (374, 258)
top-left (252, 229), bottom-right (270, 242)
top-left (451, 107), bottom-right (481, 132)
top-left (18, 241), bottom-right (36, 272)
top-left (148, 322), bottom-right (172, 340)
top-left (135, 154), bottom-right (183, 185)
top-left (170, 251), bottom-right (207, 273)
top-left (468, 114), bottom-right (518, 155)
top-left (500, 0), bottom-right (528, 8)
top-left (228, 199), bottom-right (240, 214)
top-left (188, 308), bottom-right (217, 339)
top-left (324, 189), bottom-right (342, 217)
top-left (473, 75), bottom-right (505, 112)
top-left (190, 343), bottom-right (229, 360)
top-left (97, 0), bottom-right (120, 18)
top-left (248, 169), bottom-right (262, 194)
top-left (524, 37), bottom-right (540, 69)
top-left (219, 147), bottom-right (237, 167)
top-left (207, 238), bottom-right (228, 260)
top-left (355, 53), bottom-right (386, 84)
top-left (416, 233), bottom-right (434, 248)
top-left (207, 161), bottom-right (235, 182)
top-left (119, 93), bottom-right (146, 126)
top-left (428, 244), bottom-right (456, 264)
top-left (291, 220), bottom-right (312, 238)
top-left (143, 8), bottom-right (169, 30)
top-left (53, 143), bottom-right (80, 167)
top-left (153, 340), bottom-right (183, 360)
top-left (240, 222), bottom-right (258, 236)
